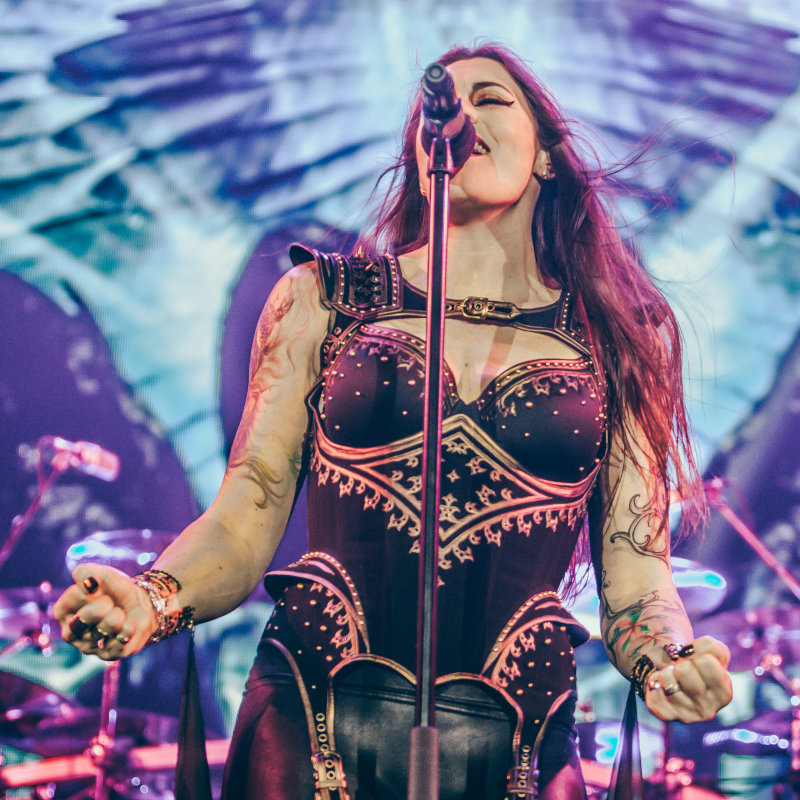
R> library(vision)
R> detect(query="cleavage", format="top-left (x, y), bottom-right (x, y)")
top-left (367, 317), bottom-right (583, 405)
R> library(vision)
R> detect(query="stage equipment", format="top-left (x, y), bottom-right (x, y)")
top-left (0, 435), bottom-right (120, 573)
top-left (568, 557), bottom-right (728, 638)
top-left (580, 757), bottom-right (728, 798)
top-left (410, 61), bottom-right (475, 800)
top-left (63, 526), bottom-right (174, 800)
top-left (65, 530), bottom-right (176, 576)
top-left (0, 739), bottom-right (229, 796)
top-left (0, 583), bottom-right (61, 661)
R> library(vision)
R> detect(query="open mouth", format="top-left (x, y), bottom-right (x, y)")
top-left (472, 137), bottom-right (490, 156)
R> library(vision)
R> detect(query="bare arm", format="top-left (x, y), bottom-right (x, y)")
top-left (593, 429), bottom-right (732, 722)
top-left (54, 262), bottom-right (330, 656)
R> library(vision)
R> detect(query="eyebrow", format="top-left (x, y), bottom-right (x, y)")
top-left (470, 81), bottom-right (514, 94)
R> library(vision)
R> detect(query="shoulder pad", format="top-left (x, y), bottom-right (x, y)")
top-left (289, 243), bottom-right (403, 319)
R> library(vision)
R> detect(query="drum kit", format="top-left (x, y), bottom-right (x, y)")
top-left (0, 529), bottom-right (230, 800)
top-left (0, 452), bottom-right (798, 798)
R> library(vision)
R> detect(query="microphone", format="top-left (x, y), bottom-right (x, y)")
top-left (38, 436), bottom-right (120, 482)
top-left (420, 62), bottom-right (476, 171)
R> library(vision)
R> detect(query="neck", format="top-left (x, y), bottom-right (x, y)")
top-left (402, 198), bottom-right (559, 305)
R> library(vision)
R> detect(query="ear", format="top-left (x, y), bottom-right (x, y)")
top-left (533, 149), bottom-right (555, 180)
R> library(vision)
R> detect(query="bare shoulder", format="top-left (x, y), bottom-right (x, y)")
top-left (260, 260), bottom-right (325, 324)
top-left (249, 260), bottom-right (329, 377)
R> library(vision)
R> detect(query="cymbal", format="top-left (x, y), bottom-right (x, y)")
top-left (0, 670), bottom-right (75, 738)
top-left (0, 583), bottom-right (63, 641)
top-left (698, 605), bottom-right (800, 670)
top-left (19, 706), bottom-right (180, 758)
top-left (65, 529), bottom-right (175, 574)
top-left (669, 556), bottom-right (729, 616)
top-left (567, 557), bottom-right (728, 638)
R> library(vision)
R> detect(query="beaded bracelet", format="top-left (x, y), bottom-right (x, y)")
top-left (630, 654), bottom-right (655, 699)
top-left (133, 569), bottom-right (195, 644)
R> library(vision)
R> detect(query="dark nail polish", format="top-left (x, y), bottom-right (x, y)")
top-left (83, 577), bottom-right (99, 594)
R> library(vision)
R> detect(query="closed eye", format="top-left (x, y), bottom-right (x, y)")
top-left (475, 96), bottom-right (514, 107)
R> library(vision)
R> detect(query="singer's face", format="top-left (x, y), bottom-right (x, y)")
top-left (416, 58), bottom-right (549, 216)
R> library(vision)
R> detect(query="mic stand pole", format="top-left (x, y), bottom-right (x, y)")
top-left (408, 131), bottom-right (454, 800)
top-left (0, 450), bottom-right (70, 571)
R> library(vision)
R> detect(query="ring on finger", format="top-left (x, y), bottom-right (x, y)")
top-left (663, 681), bottom-right (682, 697)
top-left (69, 615), bottom-right (92, 638)
top-left (94, 626), bottom-right (113, 650)
top-left (114, 632), bottom-right (131, 645)
top-left (647, 677), bottom-right (662, 692)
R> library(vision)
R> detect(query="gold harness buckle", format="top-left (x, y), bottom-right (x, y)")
top-left (460, 296), bottom-right (491, 319)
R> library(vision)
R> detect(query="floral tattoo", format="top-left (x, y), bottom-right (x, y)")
top-left (600, 571), bottom-right (684, 669)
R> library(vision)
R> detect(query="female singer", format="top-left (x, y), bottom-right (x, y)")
top-left (55, 43), bottom-right (732, 799)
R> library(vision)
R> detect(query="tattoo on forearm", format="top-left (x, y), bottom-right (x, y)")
top-left (600, 571), bottom-right (684, 669)
top-left (609, 492), bottom-right (669, 565)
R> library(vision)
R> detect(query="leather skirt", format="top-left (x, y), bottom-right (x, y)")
top-left (221, 627), bottom-right (587, 799)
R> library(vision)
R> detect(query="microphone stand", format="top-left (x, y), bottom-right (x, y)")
top-left (0, 448), bottom-right (71, 571)
top-left (705, 479), bottom-right (800, 603)
top-left (408, 127), bottom-right (456, 800)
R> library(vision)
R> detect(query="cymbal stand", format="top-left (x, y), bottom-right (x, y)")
top-left (54, 662), bottom-right (124, 800)
top-left (753, 654), bottom-right (800, 799)
top-left (705, 479), bottom-right (800, 602)
top-left (88, 661), bottom-right (121, 800)
top-left (649, 721), bottom-right (697, 799)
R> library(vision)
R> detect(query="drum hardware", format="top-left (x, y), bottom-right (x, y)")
top-left (751, 652), bottom-right (800, 798)
top-left (61, 526), bottom-right (189, 799)
top-left (649, 752), bottom-right (700, 799)
top-left (568, 557), bottom-right (728, 638)
top-left (0, 583), bottom-right (61, 665)
top-left (700, 605), bottom-right (800, 797)
top-left (704, 478), bottom-right (800, 604)
top-left (580, 757), bottom-right (727, 798)
top-left (701, 606), bottom-right (800, 672)
top-left (0, 740), bottom-right (230, 791)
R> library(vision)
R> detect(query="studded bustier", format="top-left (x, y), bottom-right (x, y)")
top-left (264, 245), bottom-right (608, 721)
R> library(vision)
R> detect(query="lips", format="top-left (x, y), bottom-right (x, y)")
top-left (472, 136), bottom-right (490, 156)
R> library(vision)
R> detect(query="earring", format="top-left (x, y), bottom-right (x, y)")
top-left (420, 185), bottom-right (427, 197)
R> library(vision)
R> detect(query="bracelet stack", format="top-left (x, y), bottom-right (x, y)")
top-left (630, 654), bottom-right (655, 699)
top-left (133, 569), bottom-right (195, 644)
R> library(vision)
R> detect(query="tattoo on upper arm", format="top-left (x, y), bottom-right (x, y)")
top-left (228, 454), bottom-right (300, 510)
top-left (600, 570), bottom-right (683, 668)
top-left (224, 270), bottom-right (321, 509)
top-left (609, 492), bottom-right (669, 565)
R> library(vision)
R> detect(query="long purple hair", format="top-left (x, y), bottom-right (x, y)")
top-left (360, 43), bottom-right (705, 552)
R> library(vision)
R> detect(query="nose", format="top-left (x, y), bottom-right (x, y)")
top-left (461, 97), bottom-right (478, 122)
